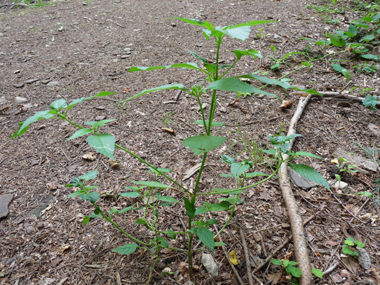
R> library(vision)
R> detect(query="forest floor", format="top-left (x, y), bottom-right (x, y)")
top-left (0, 0), bottom-right (379, 284)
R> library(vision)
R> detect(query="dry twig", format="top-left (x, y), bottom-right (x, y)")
top-left (240, 228), bottom-right (254, 285)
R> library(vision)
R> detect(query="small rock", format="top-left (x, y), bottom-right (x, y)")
top-left (24, 222), bottom-right (35, 234)
top-left (220, 106), bottom-right (227, 113)
top-left (357, 247), bottom-right (371, 270)
top-left (22, 103), bottom-right (35, 109)
top-left (289, 167), bottom-right (318, 189)
top-left (15, 96), bottom-right (28, 103)
top-left (31, 159), bottom-right (39, 166)
top-left (171, 23), bottom-right (176, 27)
top-left (25, 78), bottom-right (38, 84)
top-left (368, 123), bottom-right (380, 137)
top-left (47, 81), bottom-right (60, 86)
top-left (121, 55), bottom-right (130, 59)
top-left (334, 181), bottom-right (349, 191)
top-left (0, 194), bottom-right (13, 218)
top-left (95, 116), bottom-right (106, 121)
top-left (13, 83), bottom-right (24, 88)
top-left (201, 253), bottom-right (218, 277)
top-left (41, 80), bottom-right (51, 84)
top-left (28, 203), bottom-right (48, 218)
top-left (95, 106), bottom-right (105, 110)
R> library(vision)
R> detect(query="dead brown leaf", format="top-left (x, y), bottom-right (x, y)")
top-left (46, 182), bottom-right (58, 191)
top-left (267, 272), bottom-right (283, 284)
top-left (82, 152), bottom-right (96, 161)
top-left (280, 100), bottom-right (292, 109)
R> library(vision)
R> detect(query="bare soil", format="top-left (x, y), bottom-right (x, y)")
top-left (0, 0), bottom-right (379, 284)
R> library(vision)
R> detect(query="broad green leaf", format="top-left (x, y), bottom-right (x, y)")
top-left (287, 266), bottom-right (302, 278)
top-left (215, 242), bottom-right (226, 247)
top-left (87, 134), bottom-right (115, 159)
top-left (50, 99), bottom-right (67, 111)
top-left (329, 33), bottom-right (346, 47)
top-left (220, 174), bottom-right (234, 178)
top-left (245, 172), bottom-right (270, 178)
top-left (129, 62), bottom-right (204, 72)
top-left (67, 189), bottom-right (86, 199)
top-left (10, 110), bottom-right (56, 138)
top-left (207, 77), bottom-right (279, 99)
top-left (289, 163), bottom-right (330, 189)
top-left (360, 54), bottom-right (379, 60)
top-left (362, 95), bottom-right (379, 110)
top-left (113, 243), bottom-right (138, 255)
top-left (274, 134), bottom-right (303, 143)
top-left (204, 201), bottom-right (230, 211)
top-left (184, 197), bottom-right (196, 218)
top-left (79, 170), bottom-right (99, 181)
top-left (188, 49), bottom-right (207, 64)
top-left (355, 240), bottom-right (365, 248)
top-left (118, 204), bottom-right (136, 214)
top-left (295, 152), bottom-right (322, 159)
top-left (360, 34), bottom-right (375, 42)
top-left (342, 69), bottom-right (350, 82)
top-left (238, 74), bottom-right (291, 90)
top-left (233, 49), bottom-right (262, 60)
top-left (283, 259), bottom-right (289, 267)
top-left (81, 192), bottom-right (100, 203)
top-left (206, 219), bottom-right (219, 225)
top-left (169, 17), bottom-right (214, 30)
top-left (221, 155), bottom-right (235, 165)
top-left (362, 16), bottom-right (373, 22)
top-left (373, 14), bottom-right (380, 21)
top-left (66, 92), bottom-right (115, 111)
top-left (271, 259), bottom-right (283, 266)
top-left (347, 24), bottom-right (358, 37)
top-left (156, 195), bottom-right (180, 204)
top-left (135, 218), bottom-right (149, 225)
top-left (120, 84), bottom-right (188, 103)
top-left (84, 119), bottom-right (116, 129)
top-left (194, 206), bottom-right (208, 216)
top-left (166, 229), bottom-right (176, 239)
top-left (312, 268), bottom-right (323, 278)
top-left (230, 163), bottom-right (250, 179)
top-left (197, 227), bottom-right (215, 252)
top-left (83, 216), bottom-right (90, 225)
top-left (355, 191), bottom-right (373, 198)
top-left (332, 63), bottom-right (345, 73)
top-left (118, 192), bottom-right (141, 198)
top-left (66, 128), bottom-right (92, 140)
top-left (233, 20), bottom-right (274, 28)
top-left (131, 181), bottom-right (172, 189)
top-left (194, 120), bottom-right (224, 127)
top-left (183, 134), bottom-right (225, 155)
top-left (211, 188), bottom-right (244, 195)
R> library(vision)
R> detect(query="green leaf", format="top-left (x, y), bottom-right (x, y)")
top-left (360, 34), bottom-right (375, 42)
top-left (50, 99), bottom-right (67, 111)
top-left (287, 266), bottom-right (302, 278)
top-left (230, 163), bottom-right (250, 179)
top-left (166, 229), bottom-right (176, 239)
top-left (184, 197), bottom-right (196, 218)
top-left (118, 204), bottom-right (136, 214)
top-left (289, 163), bottom-right (330, 189)
top-left (197, 227), bottom-right (215, 252)
top-left (238, 74), bottom-right (291, 90)
top-left (244, 172), bottom-right (270, 178)
top-left (87, 134), bottom-right (115, 159)
top-left (169, 17), bottom-right (214, 30)
top-left (362, 95), bottom-right (379, 110)
top-left (194, 120), bottom-right (224, 127)
top-left (129, 62), bottom-right (204, 72)
top-left (295, 152), bottom-right (322, 159)
top-left (355, 240), bottom-right (365, 248)
top-left (118, 191), bottom-right (141, 198)
top-left (85, 119), bottom-right (116, 129)
top-left (355, 191), bottom-right (373, 198)
top-left (215, 242), bottom-right (226, 247)
top-left (233, 49), bottom-right (262, 60)
top-left (113, 243), bottom-right (138, 255)
top-left (183, 134), bottom-right (225, 155)
top-left (120, 84), bottom-right (188, 103)
top-left (360, 54), bottom-right (379, 60)
top-left (211, 188), bottom-right (244, 195)
top-left (204, 201), bottom-right (230, 211)
top-left (135, 218), bottom-right (150, 226)
top-left (10, 110), bottom-right (56, 138)
top-left (66, 92), bottom-right (115, 112)
top-left (194, 206), bottom-right (208, 216)
top-left (221, 155), bottom-right (235, 165)
top-left (347, 24), bottom-right (358, 36)
top-left (67, 189), bottom-right (86, 199)
top-left (342, 244), bottom-right (353, 255)
top-left (79, 170), bottom-right (99, 181)
top-left (342, 69), bottom-right (350, 82)
top-left (329, 33), bottom-right (346, 47)
top-left (188, 49), bottom-right (207, 64)
top-left (312, 268), bottom-right (324, 278)
top-left (206, 219), bottom-right (219, 225)
top-left (156, 195), bottom-right (180, 204)
top-left (66, 128), bottom-right (92, 140)
top-left (83, 216), bottom-right (90, 225)
top-left (332, 63), bottom-right (345, 73)
top-left (207, 77), bottom-right (279, 99)
top-left (271, 259), bottom-right (283, 266)
top-left (131, 181), bottom-right (172, 189)
top-left (81, 192), bottom-right (100, 203)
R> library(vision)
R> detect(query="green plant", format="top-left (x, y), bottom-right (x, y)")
top-left (342, 237), bottom-right (365, 258)
top-left (269, 45), bottom-right (304, 70)
top-left (10, 18), bottom-right (329, 284)
top-left (363, 95), bottom-right (380, 110)
top-left (326, 17), bottom-right (340, 24)
top-left (160, 111), bottom-right (175, 127)
top-left (256, 27), bottom-right (267, 38)
top-left (334, 157), bottom-right (358, 174)
top-left (271, 259), bottom-right (323, 283)
top-left (354, 63), bottom-right (377, 74)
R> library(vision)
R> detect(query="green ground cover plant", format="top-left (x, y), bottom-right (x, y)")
top-left (11, 18), bottom-right (329, 283)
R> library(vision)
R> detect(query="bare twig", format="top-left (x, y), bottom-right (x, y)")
top-left (323, 262), bottom-right (339, 275)
top-left (240, 228), bottom-right (254, 285)
top-left (174, 90), bottom-right (182, 101)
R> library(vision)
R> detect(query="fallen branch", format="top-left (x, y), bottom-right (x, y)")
top-left (279, 94), bottom-right (314, 285)
top-left (252, 206), bottom-right (325, 275)
top-left (240, 228), bottom-right (254, 285)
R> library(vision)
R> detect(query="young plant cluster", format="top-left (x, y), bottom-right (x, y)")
top-left (11, 18), bottom-right (329, 283)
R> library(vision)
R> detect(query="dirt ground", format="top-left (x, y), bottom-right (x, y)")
top-left (0, 0), bottom-right (380, 284)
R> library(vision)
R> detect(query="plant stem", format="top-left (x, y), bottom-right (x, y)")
top-left (188, 232), bottom-right (195, 281)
